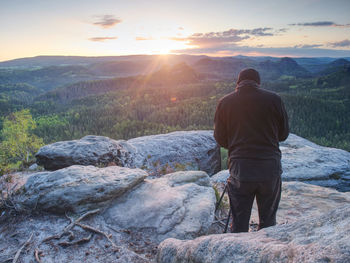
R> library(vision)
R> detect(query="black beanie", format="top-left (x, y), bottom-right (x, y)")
top-left (237, 68), bottom-right (260, 84)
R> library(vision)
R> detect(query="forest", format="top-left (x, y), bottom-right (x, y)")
top-left (0, 55), bottom-right (349, 173)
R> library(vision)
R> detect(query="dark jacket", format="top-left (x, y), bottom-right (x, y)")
top-left (214, 80), bottom-right (289, 163)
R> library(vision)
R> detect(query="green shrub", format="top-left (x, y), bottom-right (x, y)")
top-left (220, 147), bottom-right (228, 170)
top-left (0, 109), bottom-right (44, 175)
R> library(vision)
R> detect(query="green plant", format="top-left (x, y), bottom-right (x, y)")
top-left (213, 185), bottom-right (221, 203)
top-left (220, 147), bottom-right (228, 170)
top-left (0, 109), bottom-right (44, 175)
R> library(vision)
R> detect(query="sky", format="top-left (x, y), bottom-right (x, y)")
top-left (1, 0), bottom-right (350, 61)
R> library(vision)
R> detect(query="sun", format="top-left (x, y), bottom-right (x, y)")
top-left (131, 24), bottom-right (191, 55)
top-left (137, 38), bottom-right (187, 55)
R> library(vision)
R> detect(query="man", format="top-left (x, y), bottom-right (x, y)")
top-left (214, 68), bottom-right (289, 233)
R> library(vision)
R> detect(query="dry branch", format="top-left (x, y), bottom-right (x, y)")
top-left (58, 234), bottom-right (92, 247)
top-left (34, 249), bottom-right (42, 263)
top-left (1, 258), bottom-right (14, 263)
top-left (12, 232), bottom-right (33, 263)
top-left (75, 222), bottom-right (118, 248)
top-left (75, 209), bottom-right (100, 223)
top-left (34, 208), bottom-right (107, 261)
top-left (0, 183), bottom-right (28, 213)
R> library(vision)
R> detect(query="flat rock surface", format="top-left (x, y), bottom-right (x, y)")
top-left (0, 170), bottom-right (216, 263)
top-left (157, 204), bottom-right (350, 263)
top-left (0, 212), bottom-right (156, 263)
top-left (210, 181), bottom-right (350, 234)
top-left (104, 171), bottom-right (216, 242)
top-left (35, 131), bottom-right (221, 176)
top-left (211, 133), bottom-right (350, 191)
top-left (17, 165), bottom-right (147, 213)
top-left (252, 181), bottom-right (350, 224)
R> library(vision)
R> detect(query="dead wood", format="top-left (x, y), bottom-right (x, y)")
top-left (58, 234), bottom-right (92, 247)
top-left (34, 208), bottom-right (112, 262)
top-left (12, 232), bottom-right (33, 263)
top-left (34, 249), bottom-right (42, 263)
top-left (75, 222), bottom-right (118, 248)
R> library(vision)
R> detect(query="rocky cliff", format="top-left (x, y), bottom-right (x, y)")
top-left (35, 130), bottom-right (221, 176)
top-left (158, 204), bottom-right (350, 263)
top-left (0, 131), bottom-right (349, 263)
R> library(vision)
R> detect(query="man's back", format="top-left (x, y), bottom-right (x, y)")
top-left (214, 80), bottom-right (289, 161)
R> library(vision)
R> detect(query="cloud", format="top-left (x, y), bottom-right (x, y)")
top-left (277, 28), bottom-right (288, 33)
top-left (171, 27), bottom-right (277, 49)
top-left (290, 21), bottom-right (350, 27)
top-left (168, 27), bottom-right (350, 57)
top-left (93, 15), bottom-right (122, 28)
top-left (88, 36), bottom-right (118, 42)
top-left (171, 34), bottom-right (248, 48)
top-left (294, 44), bottom-right (323, 48)
top-left (171, 44), bottom-right (350, 57)
top-left (242, 27), bottom-right (274, 36)
top-left (135, 36), bottom-right (154, 41)
top-left (328, 39), bottom-right (350, 48)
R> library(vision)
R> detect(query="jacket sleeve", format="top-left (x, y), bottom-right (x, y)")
top-left (214, 100), bottom-right (228, 148)
top-left (278, 98), bottom-right (289, 142)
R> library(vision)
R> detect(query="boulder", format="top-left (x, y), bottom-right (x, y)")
top-left (281, 134), bottom-right (350, 191)
top-left (157, 204), bottom-right (350, 263)
top-left (35, 135), bottom-right (133, 170)
top-left (104, 171), bottom-right (216, 241)
top-left (127, 130), bottom-right (220, 176)
top-left (211, 133), bottom-right (350, 191)
top-left (210, 170), bottom-right (229, 184)
top-left (17, 165), bottom-right (147, 213)
top-left (1, 170), bottom-right (216, 262)
top-left (35, 131), bottom-right (221, 176)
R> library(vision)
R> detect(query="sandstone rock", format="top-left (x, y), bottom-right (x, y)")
top-left (0, 212), bottom-right (155, 263)
top-left (127, 130), bottom-right (220, 176)
top-left (8, 168), bottom-right (215, 240)
top-left (28, 163), bottom-right (38, 171)
top-left (211, 134), bottom-right (350, 191)
top-left (17, 165), bottom-right (147, 213)
top-left (157, 204), bottom-right (350, 263)
top-left (253, 181), bottom-right (350, 224)
top-left (0, 170), bottom-right (216, 263)
top-left (35, 131), bottom-right (221, 176)
top-left (104, 171), bottom-right (216, 241)
top-left (281, 134), bottom-right (350, 191)
top-left (210, 170), bottom-right (229, 184)
top-left (209, 180), bottom-right (350, 233)
top-left (35, 135), bottom-right (133, 170)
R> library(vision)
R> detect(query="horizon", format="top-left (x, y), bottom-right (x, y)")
top-left (2, 53), bottom-right (350, 64)
top-left (1, 0), bottom-right (350, 61)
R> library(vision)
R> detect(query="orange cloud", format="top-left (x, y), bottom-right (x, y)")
top-left (135, 37), bottom-right (154, 41)
top-left (88, 36), bottom-right (118, 42)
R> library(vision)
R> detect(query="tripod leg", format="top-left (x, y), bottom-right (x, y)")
top-left (224, 207), bottom-right (231, 233)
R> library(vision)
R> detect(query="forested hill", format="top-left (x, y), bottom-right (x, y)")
top-left (38, 63), bottom-right (202, 103)
top-left (0, 55), bottom-right (349, 173)
top-left (318, 58), bottom-right (350, 75)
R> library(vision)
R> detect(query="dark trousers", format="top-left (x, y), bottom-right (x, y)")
top-left (227, 175), bottom-right (281, 233)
